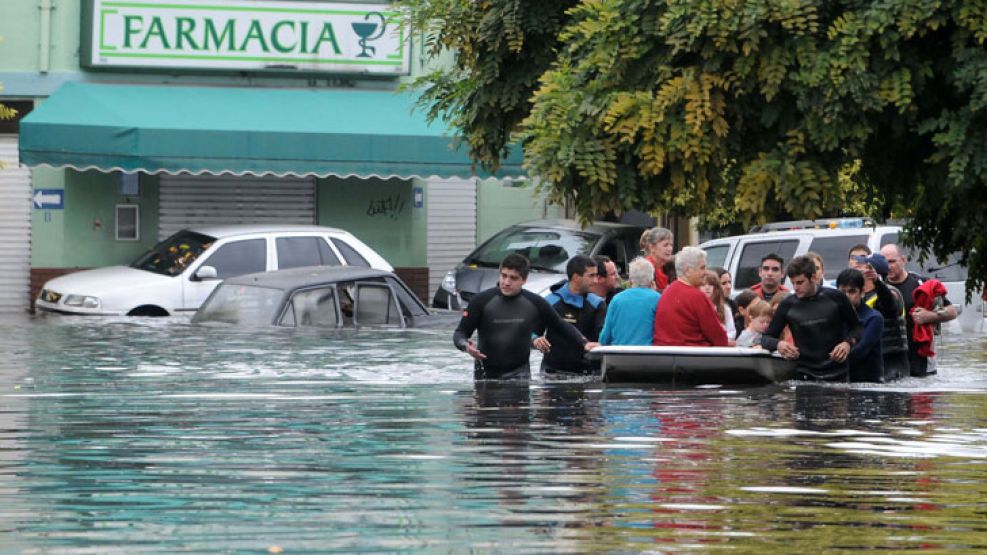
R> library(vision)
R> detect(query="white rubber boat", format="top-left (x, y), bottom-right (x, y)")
top-left (588, 346), bottom-right (797, 384)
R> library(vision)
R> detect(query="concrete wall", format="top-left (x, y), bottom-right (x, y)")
top-left (31, 168), bottom-right (159, 268)
top-left (476, 179), bottom-right (565, 243)
top-left (316, 176), bottom-right (426, 267)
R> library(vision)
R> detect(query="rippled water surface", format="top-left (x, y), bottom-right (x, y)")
top-left (1, 313), bottom-right (986, 553)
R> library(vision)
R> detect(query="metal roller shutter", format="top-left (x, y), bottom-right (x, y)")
top-left (0, 135), bottom-right (31, 313)
top-left (426, 178), bottom-right (476, 300)
top-left (158, 174), bottom-right (316, 240)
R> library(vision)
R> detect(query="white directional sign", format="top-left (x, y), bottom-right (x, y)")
top-left (33, 189), bottom-right (64, 209)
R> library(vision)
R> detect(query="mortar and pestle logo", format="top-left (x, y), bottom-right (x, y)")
top-left (351, 12), bottom-right (387, 58)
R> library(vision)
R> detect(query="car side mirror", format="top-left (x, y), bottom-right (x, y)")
top-left (194, 265), bottom-right (219, 281)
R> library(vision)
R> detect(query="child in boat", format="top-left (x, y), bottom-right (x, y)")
top-left (736, 299), bottom-right (773, 348)
top-left (734, 289), bottom-right (759, 335)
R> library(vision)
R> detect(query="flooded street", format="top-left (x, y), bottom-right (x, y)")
top-left (1, 313), bottom-right (986, 553)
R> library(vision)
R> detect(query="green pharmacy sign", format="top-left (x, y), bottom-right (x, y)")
top-left (82, 0), bottom-right (408, 75)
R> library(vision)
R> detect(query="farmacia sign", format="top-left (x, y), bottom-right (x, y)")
top-left (82, 0), bottom-right (408, 75)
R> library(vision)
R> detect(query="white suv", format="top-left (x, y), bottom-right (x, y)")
top-left (35, 225), bottom-right (392, 316)
top-left (699, 218), bottom-right (983, 329)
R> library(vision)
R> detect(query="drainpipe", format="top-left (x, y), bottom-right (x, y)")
top-left (39, 0), bottom-right (53, 73)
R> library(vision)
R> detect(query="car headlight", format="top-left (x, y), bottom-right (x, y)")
top-left (440, 270), bottom-right (457, 293)
top-left (63, 295), bottom-right (101, 309)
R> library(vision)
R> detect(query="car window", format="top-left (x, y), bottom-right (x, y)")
top-left (703, 244), bottom-right (730, 271)
top-left (385, 276), bottom-right (428, 317)
top-left (199, 239), bottom-right (267, 279)
top-left (276, 237), bottom-right (322, 269)
top-left (468, 226), bottom-right (599, 272)
top-left (597, 239), bottom-right (628, 275)
top-left (330, 238), bottom-right (371, 267)
top-left (734, 240), bottom-right (800, 289)
top-left (131, 230), bottom-right (216, 276)
top-left (283, 287), bottom-right (340, 328)
top-left (623, 233), bottom-right (642, 266)
top-left (277, 237), bottom-right (341, 269)
top-left (354, 283), bottom-right (402, 326)
top-left (192, 283), bottom-right (284, 325)
top-left (880, 232), bottom-right (968, 281)
top-left (808, 235), bottom-right (868, 279)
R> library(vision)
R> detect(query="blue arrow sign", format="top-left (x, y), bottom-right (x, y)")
top-left (33, 189), bottom-right (64, 209)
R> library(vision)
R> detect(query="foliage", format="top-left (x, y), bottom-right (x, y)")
top-left (0, 81), bottom-right (16, 171)
top-left (403, 0), bottom-right (987, 297)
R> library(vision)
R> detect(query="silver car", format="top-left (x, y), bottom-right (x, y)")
top-left (432, 219), bottom-right (646, 310)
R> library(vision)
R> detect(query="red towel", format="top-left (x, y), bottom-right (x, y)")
top-left (911, 279), bottom-right (947, 358)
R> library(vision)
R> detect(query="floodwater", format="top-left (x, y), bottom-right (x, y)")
top-left (1, 313), bottom-right (985, 553)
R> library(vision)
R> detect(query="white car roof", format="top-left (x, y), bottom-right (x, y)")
top-left (186, 224), bottom-right (348, 238)
top-left (701, 225), bottom-right (902, 244)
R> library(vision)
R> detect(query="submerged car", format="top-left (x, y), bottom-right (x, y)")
top-left (433, 219), bottom-right (646, 309)
top-left (192, 266), bottom-right (458, 329)
top-left (36, 225), bottom-right (392, 316)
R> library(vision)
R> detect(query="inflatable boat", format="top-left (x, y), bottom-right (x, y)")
top-left (588, 345), bottom-right (797, 384)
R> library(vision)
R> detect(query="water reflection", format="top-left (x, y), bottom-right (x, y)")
top-left (0, 313), bottom-right (984, 552)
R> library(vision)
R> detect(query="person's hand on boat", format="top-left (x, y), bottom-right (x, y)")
top-left (583, 341), bottom-right (600, 351)
top-left (777, 341), bottom-right (800, 360)
top-left (829, 341), bottom-right (850, 363)
top-left (465, 340), bottom-right (487, 361)
top-left (533, 336), bottom-right (551, 353)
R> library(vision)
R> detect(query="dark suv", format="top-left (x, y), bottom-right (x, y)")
top-left (432, 219), bottom-right (646, 309)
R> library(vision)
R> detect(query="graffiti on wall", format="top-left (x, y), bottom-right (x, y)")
top-left (366, 193), bottom-right (406, 219)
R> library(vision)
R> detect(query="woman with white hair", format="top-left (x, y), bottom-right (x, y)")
top-left (652, 246), bottom-right (729, 347)
top-left (599, 257), bottom-right (662, 345)
top-left (640, 226), bottom-right (674, 292)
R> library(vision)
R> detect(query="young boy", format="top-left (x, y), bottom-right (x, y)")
top-left (736, 299), bottom-right (773, 348)
top-left (836, 268), bottom-right (885, 382)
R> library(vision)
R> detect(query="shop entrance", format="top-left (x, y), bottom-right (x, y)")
top-left (159, 174), bottom-right (316, 239)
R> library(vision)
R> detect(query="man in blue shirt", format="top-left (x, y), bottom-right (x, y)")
top-left (600, 257), bottom-right (661, 346)
top-left (837, 268), bottom-right (885, 382)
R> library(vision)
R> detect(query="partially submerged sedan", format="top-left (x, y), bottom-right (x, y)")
top-left (192, 266), bottom-right (458, 329)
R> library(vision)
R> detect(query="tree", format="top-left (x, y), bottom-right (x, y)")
top-left (403, 0), bottom-right (987, 297)
top-left (0, 81), bottom-right (17, 171)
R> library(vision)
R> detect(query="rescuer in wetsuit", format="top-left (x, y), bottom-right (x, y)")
top-left (453, 253), bottom-right (595, 380)
top-left (761, 255), bottom-right (863, 381)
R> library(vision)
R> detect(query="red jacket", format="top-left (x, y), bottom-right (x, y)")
top-left (911, 279), bottom-right (947, 358)
top-left (646, 256), bottom-right (669, 292)
top-left (653, 280), bottom-right (729, 347)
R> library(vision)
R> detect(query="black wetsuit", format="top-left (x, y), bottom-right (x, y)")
top-left (761, 287), bottom-right (862, 380)
top-left (540, 281), bottom-right (607, 375)
top-left (453, 288), bottom-right (588, 380)
top-left (887, 273), bottom-right (951, 376)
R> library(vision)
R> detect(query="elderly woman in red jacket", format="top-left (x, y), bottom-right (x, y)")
top-left (653, 246), bottom-right (729, 347)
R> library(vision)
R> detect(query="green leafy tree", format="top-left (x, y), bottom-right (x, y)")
top-left (403, 0), bottom-right (987, 296)
top-left (0, 81), bottom-right (16, 171)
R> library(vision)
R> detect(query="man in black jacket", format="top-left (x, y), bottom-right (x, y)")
top-left (534, 255), bottom-right (607, 376)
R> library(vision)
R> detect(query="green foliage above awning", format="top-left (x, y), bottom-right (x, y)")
top-left (19, 81), bottom-right (524, 179)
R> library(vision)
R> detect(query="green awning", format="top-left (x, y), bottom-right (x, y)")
top-left (19, 81), bottom-right (523, 179)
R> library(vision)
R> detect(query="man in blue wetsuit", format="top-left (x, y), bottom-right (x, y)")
top-left (535, 254), bottom-right (608, 376)
top-left (453, 253), bottom-right (594, 380)
top-left (761, 256), bottom-right (863, 381)
top-left (837, 268), bottom-right (885, 382)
